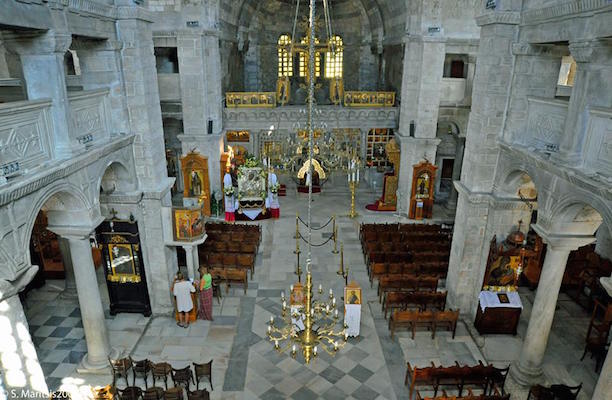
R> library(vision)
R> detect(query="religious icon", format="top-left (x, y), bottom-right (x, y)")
top-left (416, 173), bottom-right (430, 198)
top-left (189, 170), bottom-right (202, 197)
top-left (344, 287), bottom-right (361, 305)
top-left (109, 243), bottom-right (135, 276)
top-left (290, 284), bottom-right (305, 306)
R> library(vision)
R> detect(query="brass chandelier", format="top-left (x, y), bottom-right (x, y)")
top-left (265, 0), bottom-right (348, 364)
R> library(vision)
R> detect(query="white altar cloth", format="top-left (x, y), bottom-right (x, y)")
top-left (478, 291), bottom-right (522, 312)
top-left (242, 209), bottom-right (262, 220)
top-left (344, 304), bottom-right (361, 337)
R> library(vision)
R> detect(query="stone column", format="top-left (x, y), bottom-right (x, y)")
top-left (511, 230), bottom-right (595, 385)
top-left (446, 136), bottom-right (465, 209)
top-left (182, 245), bottom-right (199, 280)
top-left (58, 237), bottom-right (78, 299)
top-left (464, 55), bottom-right (476, 105)
top-left (3, 31), bottom-right (76, 158)
top-left (52, 227), bottom-right (115, 371)
top-left (0, 294), bottom-right (48, 396)
top-left (592, 347), bottom-right (612, 399)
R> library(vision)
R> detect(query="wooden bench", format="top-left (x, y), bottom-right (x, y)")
top-left (390, 309), bottom-right (458, 339)
top-left (383, 291), bottom-right (447, 318)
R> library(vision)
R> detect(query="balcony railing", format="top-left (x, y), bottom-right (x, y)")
top-left (0, 99), bottom-right (53, 181)
top-left (226, 92), bottom-right (277, 108)
top-left (344, 91), bottom-right (395, 107)
top-left (68, 88), bottom-right (111, 146)
top-left (158, 73), bottom-right (181, 102)
top-left (522, 96), bottom-right (569, 153)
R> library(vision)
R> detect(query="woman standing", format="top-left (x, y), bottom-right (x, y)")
top-left (198, 266), bottom-right (214, 320)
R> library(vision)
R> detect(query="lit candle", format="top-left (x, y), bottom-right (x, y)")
top-left (344, 332), bottom-right (348, 341)
top-left (326, 304), bottom-right (330, 314)
top-left (282, 300), bottom-right (286, 310)
top-left (292, 344), bottom-right (296, 354)
top-left (270, 316), bottom-right (274, 324)
top-left (311, 309), bottom-right (314, 317)
top-left (334, 341), bottom-right (338, 351)
top-left (268, 326), bottom-right (271, 334)
top-left (318, 284), bottom-right (322, 293)
top-left (290, 284), bottom-right (294, 292)
top-left (329, 288), bottom-right (333, 296)
top-left (275, 340), bottom-right (279, 348)
top-left (281, 291), bottom-right (285, 300)
top-left (313, 346), bottom-right (318, 356)
top-left (334, 309), bottom-right (338, 318)
top-left (332, 297), bottom-right (336, 306)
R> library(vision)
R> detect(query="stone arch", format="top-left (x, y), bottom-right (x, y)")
top-left (23, 182), bottom-right (91, 268)
top-left (497, 168), bottom-right (539, 201)
top-left (97, 160), bottom-right (135, 196)
top-left (549, 196), bottom-right (608, 237)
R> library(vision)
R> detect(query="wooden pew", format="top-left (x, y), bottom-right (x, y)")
top-left (390, 309), bottom-right (458, 339)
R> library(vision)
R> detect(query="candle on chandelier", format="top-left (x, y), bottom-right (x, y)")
top-left (344, 332), bottom-right (348, 341)
top-left (318, 284), bottom-right (322, 293)
top-left (281, 291), bottom-right (285, 300)
top-left (313, 346), bottom-right (318, 356)
top-left (270, 316), bottom-right (274, 324)
top-left (334, 309), bottom-right (338, 318)
top-left (292, 344), bottom-right (297, 354)
top-left (332, 297), bottom-right (336, 306)
top-left (329, 288), bottom-right (333, 296)
top-left (325, 304), bottom-right (329, 314)
top-left (290, 284), bottom-right (294, 292)
top-left (282, 300), bottom-right (286, 310)
top-left (334, 341), bottom-right (338, 351)
top-left (275, 340), bottom-right (279, 349)
top-left (311, 309), bottom-right (314, 317)
top-left (268, 325), bottom-right (271, 334)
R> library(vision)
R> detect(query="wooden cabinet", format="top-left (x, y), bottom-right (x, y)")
top-left (474, 302), bottom-right (521, 335)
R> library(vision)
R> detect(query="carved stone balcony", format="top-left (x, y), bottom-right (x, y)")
top-left (223, 105), bottom-right (399, 131)
top-left (582, 106), bottom-right (612, 178)
top-left (68, 88), bottom-right (111, 146)
top-left (520, 96), bottom-right (569, 153)
top-left (0, 99), bottom-right (54, 180)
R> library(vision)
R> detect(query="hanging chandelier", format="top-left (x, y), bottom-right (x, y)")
top-left (265, 0), bottom-right (348, 364)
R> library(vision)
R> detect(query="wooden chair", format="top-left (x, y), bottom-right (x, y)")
top-left (227, 241), bottom-right (241, 253)
top-left (172, 366), bottom-right (194, 391)
top-left (527, 383), bottom-right (582, 400)
top-left (222, 253), bottom-right (237, 268)
top-left (237, 253), bottom-right (255, 279)
top-left (116, 387), bottom-right (142, 400)
top-left (163, 388), bottom-right (184, 400)
top-left (109, 357), bottom-right (133, 388)
top-left (193, 361), bottom-right (213, 391)
top-left (434, 310), bottom-right (459, 339)
top-left (132, 359), bottom-right (152, 388)
top-left (207, 253), bottom-right (223, 269)
top-left (151, 362), bottom-right (172, 389)
top-left (413, 311), bottom-right (435, 339)
top-left (142, 387), bottom-right (164, 400)
top-left (225, 268), bottom-right (247, 294)
top-left (187, 390), bottom-right (210, 400)
top-left (487, 366), bottom-right (509, 395)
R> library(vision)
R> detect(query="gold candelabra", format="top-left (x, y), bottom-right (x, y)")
top-left (267, 270), bottom-right (347, 364)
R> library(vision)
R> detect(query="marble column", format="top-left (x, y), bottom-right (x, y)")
top-left (58, 237), bottom-right (78, 299)
top-left (49, 225), bottom-right (117, 371)
top-left (511, 230), bottom-right (595, 385)
top-left (3, 31), bottom-right (76, 158)
top-left (183, 245), bottom-right (199, 281)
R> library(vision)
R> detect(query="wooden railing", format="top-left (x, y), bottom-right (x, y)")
top-left (344, 91), bottom-right (395, 107)
top-left (225, 92), bottom-right (276, 108)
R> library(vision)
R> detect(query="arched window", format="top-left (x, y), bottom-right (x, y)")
top-left (277, 34), bottom-right (293, 77)
top-left (325, 35), bottom-right (343, 78)
top-left (299, 38), bottom-right (321, 78)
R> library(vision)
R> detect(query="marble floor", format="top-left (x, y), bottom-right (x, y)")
top-left (21, 182), bottom-right (601, 399)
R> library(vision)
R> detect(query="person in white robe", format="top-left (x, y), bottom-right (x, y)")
top-left (224, 169), bottom-right (236, 222)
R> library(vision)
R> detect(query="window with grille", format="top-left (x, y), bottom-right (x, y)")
top-left (299, 38), bottom-right (321, 78)
top-left (325, 36), bottom-right (343, 78)
top-left (277, 35), bottom-right (293, 77)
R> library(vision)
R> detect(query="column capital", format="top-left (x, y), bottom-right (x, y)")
top-left (2, 31), bottom-right (72, 55)
top-left (569, 41), bottom-right (594, 63)
top-left (47, 217), bottom-right (105, 240)
top-left (531, 223), bottom-right (596, 251)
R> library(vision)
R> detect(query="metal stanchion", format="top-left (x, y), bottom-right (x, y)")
top-left (332, 216), bottom-right (339, 254)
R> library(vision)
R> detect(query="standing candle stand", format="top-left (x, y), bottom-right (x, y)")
top-left (347, 156), bottom-right (360, 219)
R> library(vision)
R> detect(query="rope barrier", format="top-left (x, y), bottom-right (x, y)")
top-left (297, 215), bottom-right (334, 230)
top-left (298, 231), bottom-right (335, 247)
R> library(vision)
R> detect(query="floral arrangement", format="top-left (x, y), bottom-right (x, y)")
top-left (223, 186), bottom-right (235, 196)
top-left (243, 155), bottom-right (262, 168)
top-left (269, 183), bottom-right (280, 194)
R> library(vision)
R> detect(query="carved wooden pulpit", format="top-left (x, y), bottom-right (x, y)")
top-left (408, 160), bottom-right (437, 219)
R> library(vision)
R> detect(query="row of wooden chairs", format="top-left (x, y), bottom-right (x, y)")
top-left (405, 361), bottom-right (509, 400)
top-left (204, 231), bottom-right (260, 243)
top-left (93, 385), bottom-right (209, 400)
top-left (360, 222), bottom-right (449, 234)
top-left (204, 253), bottom-right (255, 278)
top-left (378, 275), bottom-right (439, 301)
top-left (390, 309), bottom-right (459, 339)
top-left (370, 262), bottom-right (449, 286)
top-left (416, 389), bottom-right (509, 400)
top-left (363, 241), bottom-right (450, 256)
top-left (205, 222), bottom-right (260, 235)
top-left (383, 291), bottom-right (447, 318)
top-left (361, 230), bottom-right (451, 243)
top-left (368, 251), bottom-right (450, 265)
top-left (109, 358), bottom-right (212, 392)
top-left (203, 240), bottom-right (258, 254)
